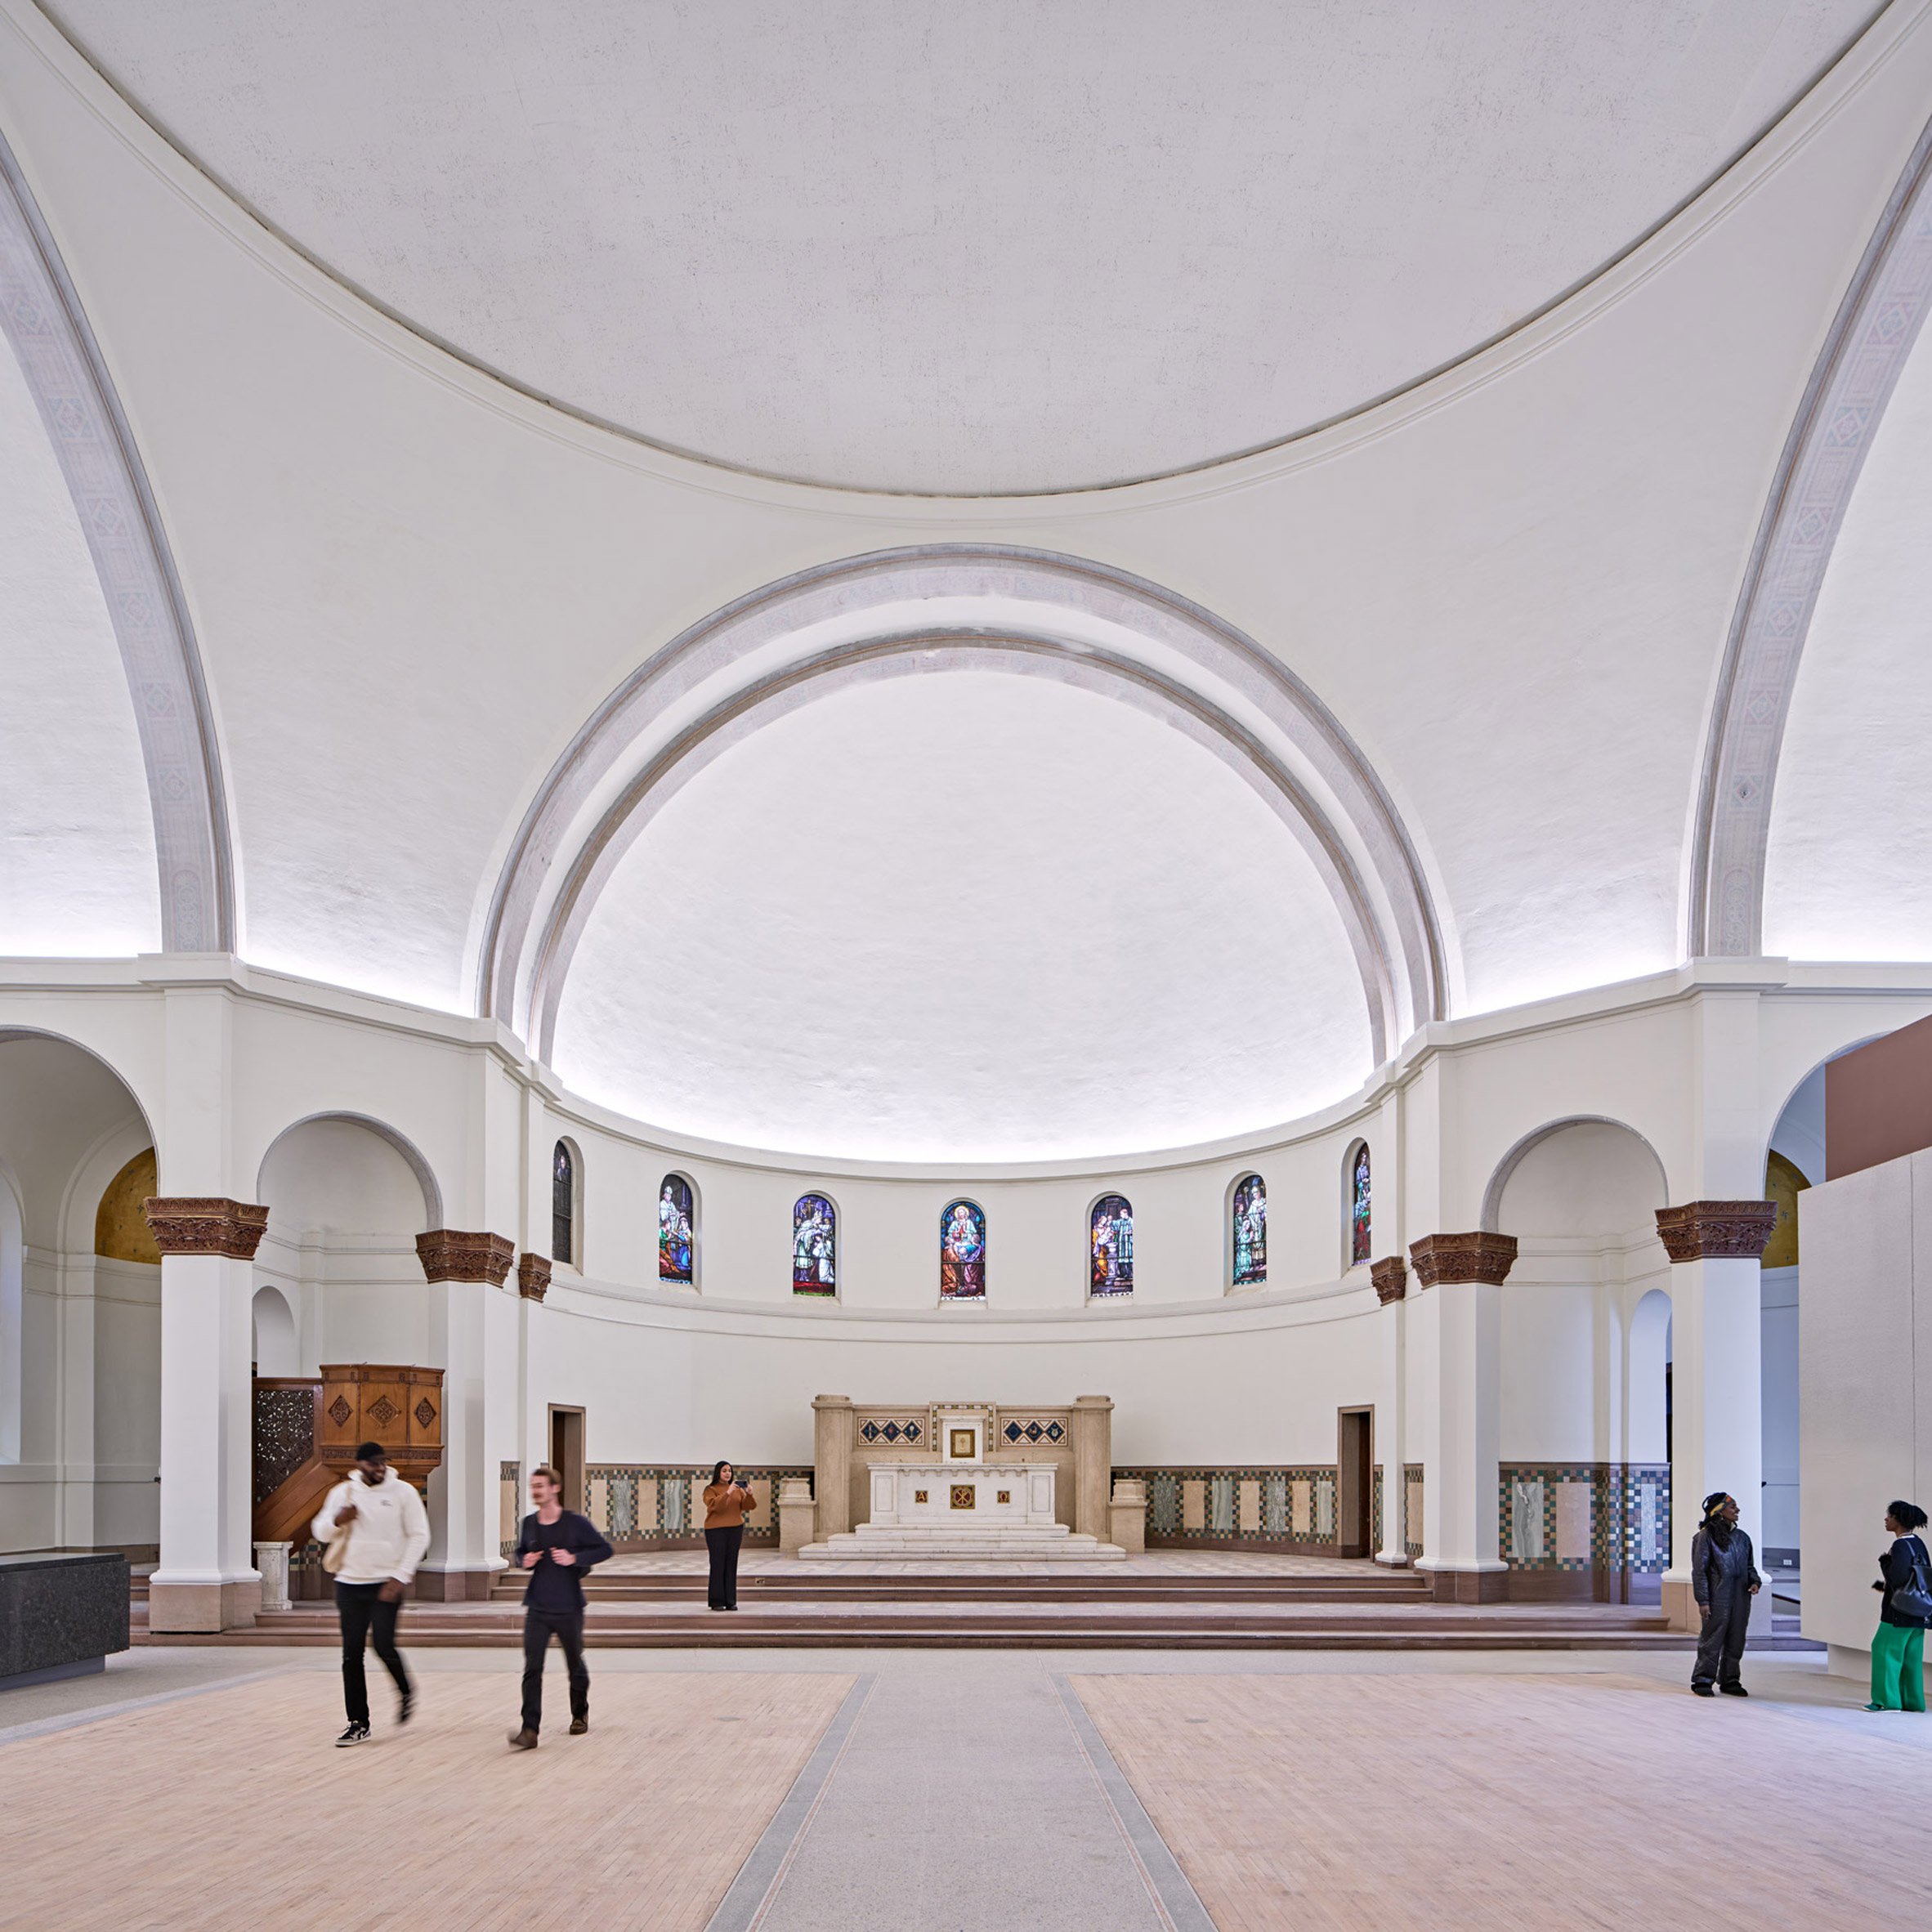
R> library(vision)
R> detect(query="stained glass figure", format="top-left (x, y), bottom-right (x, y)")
top-left (551, 1141), bottom-right (575, 1266)
top-left (793, 1192), bottom-right (837, 1295)
top-left (1349, 1143), bottom-right (1372, 1267)
top-left (659, 1174), bottom-right (695, 1283)
top-left (1232, 1173), bottom-right (1267, 1286)
top-left (939, 1198), bottom-right (986, 1299)
top-left (1089, 1194), bottom-right (1134, 1295)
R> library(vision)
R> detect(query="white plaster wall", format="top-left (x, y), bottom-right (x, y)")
top-left (1797, 1152), bottom-right (1932, 1659)
top-left (1760, 1263), bottom-right (1801, 1553)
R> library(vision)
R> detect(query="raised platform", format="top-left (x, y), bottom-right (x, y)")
top-left (798, 1525), bottom-right (1126, 1562)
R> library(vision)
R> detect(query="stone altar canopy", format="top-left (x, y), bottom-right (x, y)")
top-left (798, 1397), bottom-right (1126, 1561)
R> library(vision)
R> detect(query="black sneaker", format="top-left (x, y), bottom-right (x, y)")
top-left (336, 1721), bottom-right (370, 1746)
top-left (1719, 1682), bottom-right (1748, 1697)
top-left (1692, 1684), bottom-right (1715, 1697)
top-left (398, 1689), bottom-right (414, 1725)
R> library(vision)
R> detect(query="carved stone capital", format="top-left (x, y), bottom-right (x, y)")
top-left (414, 1229), bottom-right (515, 1285)
top-left (1371, 1255), bottom-right (1408, 1304)
top-left (1407, 1231), bottom-right (1518, 1288)
top-left (1654, 1201), bottom-right (1778, 1263)
top-left (141, 1197), bottom-right (269, 1260)
top-left (517, 1251), bottom-right (552, 1302)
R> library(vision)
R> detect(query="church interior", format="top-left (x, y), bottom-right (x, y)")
top-left (4, 3), bottom-right (1932, 1926)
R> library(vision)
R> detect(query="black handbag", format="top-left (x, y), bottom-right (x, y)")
top-left (1894, 1540), bottom-right (1932, 1622)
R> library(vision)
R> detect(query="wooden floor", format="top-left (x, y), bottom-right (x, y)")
top-left (2, 1669), bottom-right (852, 1932)
top-left (1072, 1670), bottom-right (1932, 1931)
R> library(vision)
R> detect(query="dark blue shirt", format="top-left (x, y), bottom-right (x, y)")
top-left (513, 1508), bottom-right (613, 1612)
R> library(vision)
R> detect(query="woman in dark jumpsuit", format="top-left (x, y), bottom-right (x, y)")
top-left (1689, 1491), bottom-right (1761, 1697)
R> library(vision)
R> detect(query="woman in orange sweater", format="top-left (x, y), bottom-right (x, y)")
top-left (702, 1460), bottom-right (754, 1611)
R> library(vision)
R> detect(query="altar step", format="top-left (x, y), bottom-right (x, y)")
top-left (501, 1572), bottom-right (1434, 1603)
top-left (132, 1597), bottom-right (1769, 1651)
top-left (797, 1528), bottom-right (1125, 1561)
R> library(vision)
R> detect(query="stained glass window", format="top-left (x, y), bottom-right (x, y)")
top-left (1089, 1194), bottom-right (1134, 1296)
top-left (939, 1199), bottom-right (986, 1299)
top-left (1349, 1143), bottom-right (1371, 1267)
top-left (1232, 1173), bottom-right (1267, 1286)
top-left (551, 1141), bottom-right (575, 1265)
top-left (793, 1193), bottom-right (837, 1295)
top-left (659, 1174), bottom-right (695, 1283)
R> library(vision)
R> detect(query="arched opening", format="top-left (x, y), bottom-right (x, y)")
top-left (658, 1173), bottom-right (695, 1285)
top-left (1345, 1140), bottom-right (1372, 1269)
top-left (1491, 1117), bottom-right (1670, 1603)
top-left (552, 1138), bottom-right (579, 1268)
top-left (792, 1192), bottom-right (837, 1296)
top-left (250, 1285), bottom-right (299, 1378)
top-left (0, 1030), bottom-right (159, 1555)
top-left (1089, 1194), bottom-right (1134, 1297)
top-left (940, 1199), bottom-right (986, 1300)
top-left (1230, 1172), bottom-right (1267, 1289)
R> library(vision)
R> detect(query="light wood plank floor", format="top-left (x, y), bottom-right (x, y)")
top-left (1072, 1670), bottom-right (1932, 1931)
top-left (2, 1669), bottom-right (851, 1931)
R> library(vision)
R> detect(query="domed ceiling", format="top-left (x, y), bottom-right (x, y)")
top-left (552, 671), bottom-right (1372, 1160)
top-left (46, 0), bottom-right (1874, 494)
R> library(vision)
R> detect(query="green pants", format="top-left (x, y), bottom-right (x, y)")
top-left (1871, 1622), bottom-right (1926, 1711)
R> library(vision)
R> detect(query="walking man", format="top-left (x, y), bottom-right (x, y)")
top-left (508, 1465), bottom-right (612, 1750)
top-left (1689, 1490), bottom-right (1762, 1697)
top-left (313, 1440), bottom-right (430, 1746)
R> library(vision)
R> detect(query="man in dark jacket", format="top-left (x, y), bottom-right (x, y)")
top-left (508, 1465), bottom-right (614, 1749)
top-left (1689, 1491), bottom-right (1761, 1697)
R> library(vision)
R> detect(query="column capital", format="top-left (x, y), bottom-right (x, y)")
top-left (414, 1229), bottom-right (515, 1285)
top-left (517, 1251), bottom-right (552, 1301)
top-left (1654, 1200), bottom-right (1777, 1262)
top-left (1371, 1255), bottom-right (1409, 1304)
top-left (141, 1197), bottom-right (269, 1260)
top-left (1407, 1231), bottom-right (1518, 1287)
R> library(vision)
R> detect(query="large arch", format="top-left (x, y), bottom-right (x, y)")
top-left (480, 546), bottom-right (1448, 1063)
top-left (253, 1111), bottom-right (443, 1231)
top-left (1689, 110), bottom-right (1932, 957)
top-left (1480, 1116), bottom-right (1672, 1235)
top-left (0, 128), bottom-right (234, 951)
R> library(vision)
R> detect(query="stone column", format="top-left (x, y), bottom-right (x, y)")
top-left (254, 1541), bottom-right (291, 1612)
top-left (415, 1229), bottom-right (515, 1601)
top-left (1407, 1232), bottom-right (1515, 1603)
top-left (778, 1476), bottom-right (817, 1554)
top-left (145, 1197), bottom-right (270, 1633)
top-left (1371, 1257), bottom-right (1409, 1565)
top-left (1655, 1201), bottom-right (1776, 1632)
top-left (1071, 1395), bottom-right (1113, 1541)
top-left (812, 1394), bottom-right (856, 1537)
top-left (1108, 1478), bottom-right (1147, 1554)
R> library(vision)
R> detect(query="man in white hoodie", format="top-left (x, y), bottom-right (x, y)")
top-left (311, 1440), bottom-right (430, 1746)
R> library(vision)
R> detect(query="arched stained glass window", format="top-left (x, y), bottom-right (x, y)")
top-left (659, 1174), bottom-right (695, 1283)
top-left (793, 1193), bottom-right (837, 1295)
top-left (939, 1199), bottom-right (986, 1299)
top-left (1232, 1174), bottom-right (1267, 1286)
top-left (1349, 1143), bottom-right (1372, 1267)
top-left (551, 1141), bottom-right (575, 1265)
top-left (1089, 1194), bottom-right (1134, 1295)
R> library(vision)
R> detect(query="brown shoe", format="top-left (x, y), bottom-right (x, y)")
top-left (569, 1716), bottom-right (588, 1735)
top-left (508, 1728), bottom-right (539, 1750)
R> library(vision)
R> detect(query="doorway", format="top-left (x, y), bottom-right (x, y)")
top-left (1336, 1407), bottom-right (1374, 1558)
top-left (547, 1405), bottom-right (586, 1512)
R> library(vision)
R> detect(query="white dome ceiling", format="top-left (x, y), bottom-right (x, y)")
top-left (552, 670), bottom-right (1372, 1160)
top-left (47, 0), bottom-right (1872, 494)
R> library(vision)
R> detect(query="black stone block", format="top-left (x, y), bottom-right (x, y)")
top-left (0, 1552), bottom-right (130, 1686)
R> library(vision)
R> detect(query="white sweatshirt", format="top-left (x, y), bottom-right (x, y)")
top-left (311, 1469), bottom-right (430, 1585)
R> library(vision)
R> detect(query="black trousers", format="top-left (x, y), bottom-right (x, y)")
top-left (521, 1606), bottom-right (589, 1731)
top-left (1693, 1584), bottom-right (1751, 1688)
top-left (706, 1524), bottom-right (743, 1608)
top-left (335, 1581), bottom-right (411, 1724)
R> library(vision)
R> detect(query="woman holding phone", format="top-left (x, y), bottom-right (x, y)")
top-left (702, 1460), bottom-right (754, 1611)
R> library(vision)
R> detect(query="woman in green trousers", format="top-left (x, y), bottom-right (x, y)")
top-left (1866, 1499), bottom-right (1930, 1712)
